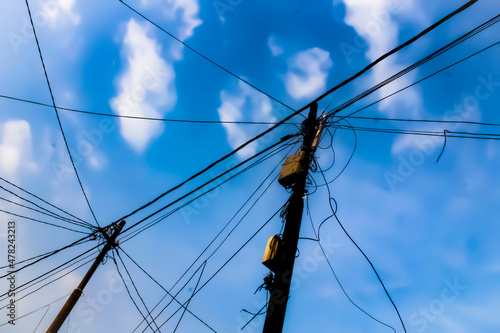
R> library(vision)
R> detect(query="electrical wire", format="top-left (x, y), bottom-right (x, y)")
top-left (333, 39), bottom-right (500, 125)
top-left (121, 138), bottom-right (296, 243)
top-left (118, 248), bottom-right (217, 333)
top-left (112, 250), bottom-right (159, 332)
top-left (317, 165), bottom-right (407, 332)
top-left (120, 135), bottom-right (297, 238)
top-left (315, 0), bottom-right (479, 107)
top-left (335, 125), bottom-right (500, 140)
top-left (306, 196), bottom-right (396, 332)
top-left (0, 234), bottom-right (92, 274)
top-left (0, 292), bottom-right (71, 328)
top-left (0, 195), bottom-right (90, 229)
top-left (0, 176), bottom-right (90, 226)
top-left (172, 261), bottom-right (207, 333)
top-left (23, 0), bottom-right (100, 228)
top-left (129, 151), bottom-right (287, 332)
top-left (0, 93), bottom-right (302, 125)
top-left (329, 17), bottom-right (500, 123)
top-left (154, 207), bottom-right (282, 330)
top-left (0, 244), bottom-right (98, 300)
top-left (0, 209), bottom-right (91, 234)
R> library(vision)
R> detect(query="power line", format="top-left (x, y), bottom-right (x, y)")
top-left (112, 250), bottom-right (159, 332)
top-left (120, 135), bottom-right (297, 237)
top-left (317, 164), bottom-right (407, 332)
top-left (0, 176), bottom-right (90, 226)
top-left (313, 0), bottom-right (479, 107)
top-left (118, 247), bottom-right (217, 333)
top-left (0, 235), bottom-right (92, 271)
top-left (0, 208), bottom-right (91, 234)
top-left (121, 138), bottom-right (296, 243)
top-left (133, 153), bottom-right (287, 331)
top-left (154, 207), bottom-right (282, 330)
top-left (329, 15), bottom-right (500, 122)
top-left (332, 39), bottom-right (500, 124)
top-left (23, 0), bottom-right (100, 228)
top-left (306, 179), bottom-right (396, 332)
top-left (108, 1), bottom-right (487, 233)
top-left (0, 195), bottom-right (90, 229)
top-left (172, 261), bottom-right (206, 333)
top-left (0, 184), bottom-right (92, 229)
top-left (0, 93), bottom-right (300, 125)
top-left (336, 125), bottom-right (500, 141)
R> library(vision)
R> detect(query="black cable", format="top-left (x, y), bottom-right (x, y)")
top-left (122, 139), bottom-right (296, 243)
top-left (0, 208), bottom-right (90, 234)
top-left (306, 194), bottom-right (396, 332)
top-left (316, 0), bottom-right (479, 106)
top-left (333, 39), bottom-right (500, 124)
top-left (0, 292), bottom-right (70, 328)
top-left (0, 93), bottom-right (302, 125)
top-left (120, 135), bottom-right (297, 237)
top-left (111, 1), bottom-right (475, 229)
top-left (335, 125), bottom-right (500, 141)
top-left (112, 251), bottom-right (158, 332)
top-left (0, 234), bottom-right (91, 274)
top-left (0, 195), bottom-right (90, 228)
top-left (172, 261), bottom-right (206, 333)
top-left (330, 17), bottom-right (500, 123)
top-left (0, 244), bottom-right (98, 299)
top-left (0, 176), bottom-right (90, 226)
top-left (23, 0), bottom-right (100, 228)
top-left (317, 166), bottom-right (407, 332)
top-left (155, 207), bottom-right (282, 330)
top-left (342, 115), bottom-right (500, 127)
top-left (118, 248), bottom-right (217, 333)
top-left (0, 253), bottom-right (96, 314)
top-left (140, 262), bottom-right (212, 333)
top-left (116, 250), bottom-right (160, 332)
top-left (129, 153), bottom-right (286, 332)
top-left (0, 185), bottom-right (92, 229)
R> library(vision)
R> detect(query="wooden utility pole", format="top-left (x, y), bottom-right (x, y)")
top-left (47, 220), bottom-right (126, 333)
top-left (262, 103), bottom-right (320, 333)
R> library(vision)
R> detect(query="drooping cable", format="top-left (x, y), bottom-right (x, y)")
top-left (0, 176), bottom-right (90, 226)
top-left (118, 247), bottom-right (217, 333)
top-left (154, 207), bottom-right (282, 330)
top-left (329, 16), bottom-right (500, 122)
top-left (23, 0), bottom-right (100, 228)
top-left (332, 39), bottom-right (500, 125)
top-left (112, 250), bottom-right (159, 332)
top-left (317, 165), bottom-right (407, 332)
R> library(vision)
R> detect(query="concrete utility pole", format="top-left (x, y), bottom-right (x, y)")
top-left (47, 220), bottom-right (126, 333)
top-left (262, 103), bottom-right (320, 333)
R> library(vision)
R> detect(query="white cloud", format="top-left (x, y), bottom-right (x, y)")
top-left (217, 81), bottom-right (276, 158)
top-left (284, 47), bottom-right (333, 100)
top-left (342, 0), bottom-right (422, 115)
top-left (0, 120), bottom-right (36, 178)
top-left (43, 0), bottom-right (81, 26)
top-left (268, 35), bottom-right (284, 56)
top-left (110, 19), bottom-right (176, 153)
top-left (141, 0), bottom-right (202, 40)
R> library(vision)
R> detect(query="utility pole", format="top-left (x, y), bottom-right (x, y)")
top-left (262, 102), bottom-right (322, 333)
top-left (47, 220), bottom-right (126, 333)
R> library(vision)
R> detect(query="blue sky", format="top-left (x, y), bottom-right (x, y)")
top-left (0, 0), bottom-right (500, 332)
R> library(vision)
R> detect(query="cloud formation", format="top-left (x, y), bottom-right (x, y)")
top-left (110, 19), bottom-right (176, 153)
top-left (284, 47), bottom-right (333, 100)
top-left (0, 120), bottom-right (36, 178)
top-left (217, 81), bottom-right (276, 158)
